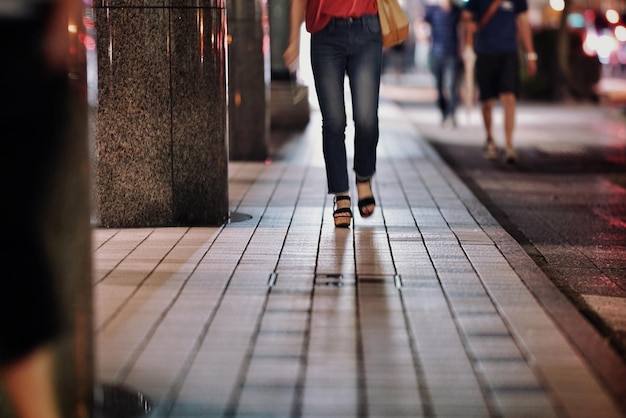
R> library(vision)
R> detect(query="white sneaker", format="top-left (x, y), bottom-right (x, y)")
top-left (484, 141), bottom-right (498, 160)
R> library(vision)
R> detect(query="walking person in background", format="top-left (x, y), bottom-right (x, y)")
top-left (0, 0), bottom-right (77, 416)
top-left (283, 0), bottom-right (382, 228)
top-left (422, 0), bottom-right (463, 128)
top-left (462, 0), bottom-right (537, 163)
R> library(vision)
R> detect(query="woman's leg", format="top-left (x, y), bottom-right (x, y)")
top-left (344, 15), bottom-right (382, 217)
top-left (347, 15), bottom-right (383, 182)
top-left (310, 23), bottom-right (350, 195)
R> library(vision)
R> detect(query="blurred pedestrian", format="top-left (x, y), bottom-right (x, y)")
top-left (462, 0), bottom-right (536, 163)
top-left (283, 0), bottom-right (381, 227)
top-left (0, 0), bottom-right (77, 417)
top-left (422, 0), bottom-right (463, 127)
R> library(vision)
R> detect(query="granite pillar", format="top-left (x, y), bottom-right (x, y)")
top-left (227, 0), bottom-right (269, 161)
top-left (93, 0), bottom-right (229, 227)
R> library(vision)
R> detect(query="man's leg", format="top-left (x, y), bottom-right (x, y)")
top-left (481, 99), bottom-right (494, 140)
top-left (476, 53), bottom-right (500, 159)
top-left (501, 92), bottom-right (516, 148)
top-left (429, 54), bottom-right (446, 123)
top-left (498, 50), bottom-right (520, 163)
top-left (435, 60), bottom-right (447, 123)
top-left (443, 56), bottom-right (459, 126)
top-left (481, 99), bottom-right (498, 159)
top-left (500, 92), bottom-right (517, 162)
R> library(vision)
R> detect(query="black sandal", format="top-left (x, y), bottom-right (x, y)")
top-left (333, 195), bottom-right (352, 228)
top-left (356, 178), bottom-right (376, 218)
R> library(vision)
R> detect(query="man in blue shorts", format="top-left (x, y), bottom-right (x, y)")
top-left (462, 0), bottom-right (537, 163)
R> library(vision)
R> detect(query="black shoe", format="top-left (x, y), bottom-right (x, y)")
top-left (333, 195), bottom-right (352, 228)
top-left (356, 179), bottom-right (376, 218)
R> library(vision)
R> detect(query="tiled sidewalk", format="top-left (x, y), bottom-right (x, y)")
top-left (94, 101), bottom-right (625, 417)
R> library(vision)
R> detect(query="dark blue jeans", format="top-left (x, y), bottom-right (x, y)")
top-left (429, 53), bottom-right (460, 120)
top-left (310, 15), bottom-right (382, 194)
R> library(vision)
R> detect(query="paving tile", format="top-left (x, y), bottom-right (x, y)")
top-left (490, 391), bottom-right (560, 418)
top-left (236, 385), bottom-right (297, 418)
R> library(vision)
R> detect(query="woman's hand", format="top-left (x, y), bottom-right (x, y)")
top-left (283, 41), bottom-right (300, 72)
top-left (284, 0), bottom-right (306, 71)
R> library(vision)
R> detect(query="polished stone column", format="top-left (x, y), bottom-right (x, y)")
top-left (227, 0), bottom-right (269, 161)
top-left (93, 0), bottom-right (229, 227)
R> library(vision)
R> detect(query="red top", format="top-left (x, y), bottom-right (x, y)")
top-left (306, 0), bottom-right (378, 34)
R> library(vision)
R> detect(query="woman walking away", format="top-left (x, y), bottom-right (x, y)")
top-left (283, 0), bottom-right (382, 228)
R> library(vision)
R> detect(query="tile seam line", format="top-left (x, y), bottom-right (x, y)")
top-left (226, 164), bottom-right (314, 416)
top-left (354, 279), bottom-right (369, 418)
top-left (92, 228), bottom-right (121, 251)
top-left (290, 169), bottom-right (326, 418)
top-left (381, 138), bottom-right (442, 418)
top-left (289, 275), bottom-right (316, 418)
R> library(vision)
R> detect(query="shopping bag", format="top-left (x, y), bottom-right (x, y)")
top-left (377, 0), bottom-right (410, 48)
